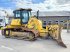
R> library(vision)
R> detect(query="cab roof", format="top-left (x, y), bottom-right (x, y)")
top-left (14, 8), bottom-right (32, 11)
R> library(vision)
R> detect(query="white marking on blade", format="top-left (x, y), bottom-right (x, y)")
top-left (1, 45), bottom-right (14, 51)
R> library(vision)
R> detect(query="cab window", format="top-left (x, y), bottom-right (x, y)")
top-left (15, 11), bottom-right (20, 17)
top-left (22, 11), bottom-right (29, 23)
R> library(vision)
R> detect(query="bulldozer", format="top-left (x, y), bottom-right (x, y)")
top-left (1, 8), bottom-right (67, 48)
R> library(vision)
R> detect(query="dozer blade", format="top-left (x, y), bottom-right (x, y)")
top-left (56, 40), bottom-right (67, 48)
top-left (55, 26), bottom-right (67, 48)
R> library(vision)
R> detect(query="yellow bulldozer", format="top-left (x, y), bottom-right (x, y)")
top-left (1, 8), bottom-right (67, 48)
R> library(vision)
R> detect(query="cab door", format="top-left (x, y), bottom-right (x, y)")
top-left (21, 11), bottom-right (29, 24)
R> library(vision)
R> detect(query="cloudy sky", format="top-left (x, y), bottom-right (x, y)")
top-left (0, 0), bottom-right (70, 16)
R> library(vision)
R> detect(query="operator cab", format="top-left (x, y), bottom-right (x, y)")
top-left (13, 8), bottom-right (32, 24)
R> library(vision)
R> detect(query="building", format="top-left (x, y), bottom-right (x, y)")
top-left (32, 11), bottom-right (70, 28)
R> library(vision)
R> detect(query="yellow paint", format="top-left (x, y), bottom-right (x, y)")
top-left (6, 30), bottom-right (8, 35)
top-left (27, 17), bottom-right (49, 37)
top-left (11, 19), bottom-right (21, 26)
top-left (2, 16), bottom-right (61, 39)
top-left (27, 17), bottom-right (61, 38)
top-left (27, 17), bottom-right (48, 33)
